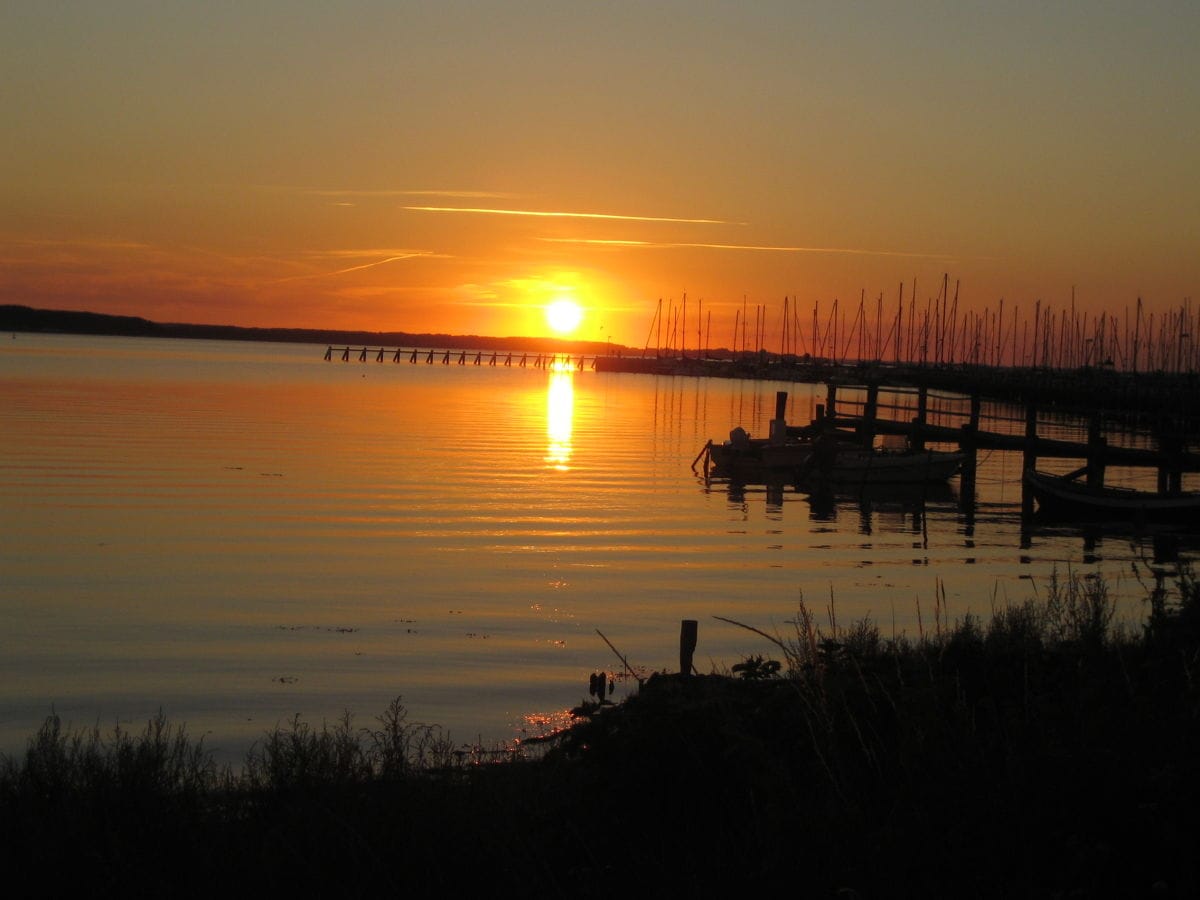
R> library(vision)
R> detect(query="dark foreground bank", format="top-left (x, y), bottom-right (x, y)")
top-left (3, 568), bottom-right (1197, 898)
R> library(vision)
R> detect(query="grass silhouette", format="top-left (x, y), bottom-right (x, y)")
top-left (3, 566), bottom-right (1197, 897)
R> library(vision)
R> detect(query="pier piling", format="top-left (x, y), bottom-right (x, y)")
top-left (680, 620), bottom-right (698, 677)
top-left (910, 387), bottom-right (929, 452)
top-left (1086, 415), bottom-right (1107, 488)
top-left (860, 383), bottom-right (880, 448)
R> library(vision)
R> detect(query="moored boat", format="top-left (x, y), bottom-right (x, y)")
top-left (704, 427), bottom-right (963, 487)
top-left (704, 426), bottom-right (827, 480)
top-left (1023, 469), bottom-right (1200, 522)
top-left (699, 388), bottom-right (962, 489)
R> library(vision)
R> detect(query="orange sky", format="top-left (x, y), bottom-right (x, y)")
top-left (2, 3), bottom-right (1197, 350)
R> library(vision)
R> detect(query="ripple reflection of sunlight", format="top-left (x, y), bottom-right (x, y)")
top-left (546, 371), bottom-right (573, 470)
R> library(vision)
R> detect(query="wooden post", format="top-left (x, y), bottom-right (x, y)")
top-left (1023, 403), bottom-right (1039, 472)
top-left (959, 392), bottom-right (982, 515)
top-left (1158, 427), bottom-right (1184, 494)
top-left (770, 390), bottom-right (788, 445)
top-left (860, 382), bottom-right (879, 448)
top-left (774, 390), bottom-right (788, 421)
top-left (680, 619), bottom-right (698, 676)
top-left (910, 386), bottom-right (928, 452)
top-left (1017, 402), bottom-right (1038, 547)
top-left (825, 382), bottom-right (838, 420)
top-left (959, 423), bottom-right (978, 510)
top-left (1086, 414), bottom-right (1106, 488)
top-left (1021, 401), bottom-right (1039, 517)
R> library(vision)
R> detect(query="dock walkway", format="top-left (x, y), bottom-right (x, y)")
top-left (820, 381), bottom-right (1198, 493)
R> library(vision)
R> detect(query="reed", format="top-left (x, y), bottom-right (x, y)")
top-left (1, 566), bottom-right (1197, 897)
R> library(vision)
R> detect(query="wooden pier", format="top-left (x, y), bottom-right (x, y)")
top-left (818, 381), bottom-right (1200, 494)
top-left (323, 346), bottom-right (598, 370)
top-left (701, 383), bottom-right (1199, 538)
top-left (696, 382), bottom-right (1199, 551)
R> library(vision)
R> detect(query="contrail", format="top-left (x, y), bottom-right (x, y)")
top-left (309, 189), bottom-right (517, 199)
top-left (406, 206), bottom-right (740, 225)
top-left (256, 186), bottom-right (517, 200)
top-left (276, 252), bottom-right (435, 282)
top-left (542, 237), bottom-right (957, 260)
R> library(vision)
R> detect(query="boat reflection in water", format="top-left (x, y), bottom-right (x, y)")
top-left (723, 478), bottom-right (958, 534)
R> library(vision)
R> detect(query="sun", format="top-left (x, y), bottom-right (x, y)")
top-left (545, 298), bottom-right (584, 335)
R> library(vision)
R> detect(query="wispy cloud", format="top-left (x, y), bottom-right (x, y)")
top-left (406, 207), bottom-right (741, 226)
top-left (311, 248), bottom-right (442, 259)
top-left (276, 250), bottom-right (442, 282)
top-left (542, 237), bottom-right (958, 260)
top-left (262, 187), bottom-right (518, 200)
top-left (1, 236), bottom-right (154, 253)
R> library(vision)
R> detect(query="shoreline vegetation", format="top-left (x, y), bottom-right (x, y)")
top-left (0, 303), bottom-right (622, 356)
top-left (3, 566), bottom-right (1197, 897)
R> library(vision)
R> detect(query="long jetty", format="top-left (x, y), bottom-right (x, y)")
top-left (814, 382), bottom-right (1200, 496)
top-left (323, 345), bottom-right (598, 370)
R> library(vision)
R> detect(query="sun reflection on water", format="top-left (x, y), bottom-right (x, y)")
top-left (545, 370), bottom-right (573, 470)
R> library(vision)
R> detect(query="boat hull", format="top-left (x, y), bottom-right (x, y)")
top-left (817, 449), bottom-right (965, 486)
top-left (1023, 469), bottom-right (1200, 522)
top-left (707, 439), bottom-right (962, 487)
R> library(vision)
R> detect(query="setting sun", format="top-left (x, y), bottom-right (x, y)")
top-left (545, 298), bottom-right (583, 335)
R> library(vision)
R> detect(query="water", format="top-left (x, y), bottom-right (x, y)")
top-left (1, 334), bottom-right (1194, 762)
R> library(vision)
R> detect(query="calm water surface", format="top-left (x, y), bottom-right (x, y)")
top-left (1, 334), bottom-right (1194, 761)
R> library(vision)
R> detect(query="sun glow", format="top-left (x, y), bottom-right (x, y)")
top-left (545, 298), bottom-right (584, 335)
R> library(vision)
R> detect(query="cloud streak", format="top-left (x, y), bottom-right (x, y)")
top-left (542, 237), bottom-right (960, 260)
top-left (309, 189), bottom-right (518, 199)
top-left (406, 207), bottom-right (741, 225)
top-left (277, 251), bottom-right (441, 282)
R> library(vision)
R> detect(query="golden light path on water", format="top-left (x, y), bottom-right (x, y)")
top-left (545, 369), bottom-right (573, 472)
top-left (0, 334), bottom-right (1195, 763)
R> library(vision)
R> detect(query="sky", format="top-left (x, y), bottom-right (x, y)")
top-left (2, 1), bottom-right (1198, 350)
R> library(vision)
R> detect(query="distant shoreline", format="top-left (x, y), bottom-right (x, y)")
top-left (0, 304), bottom-right (625, 356)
